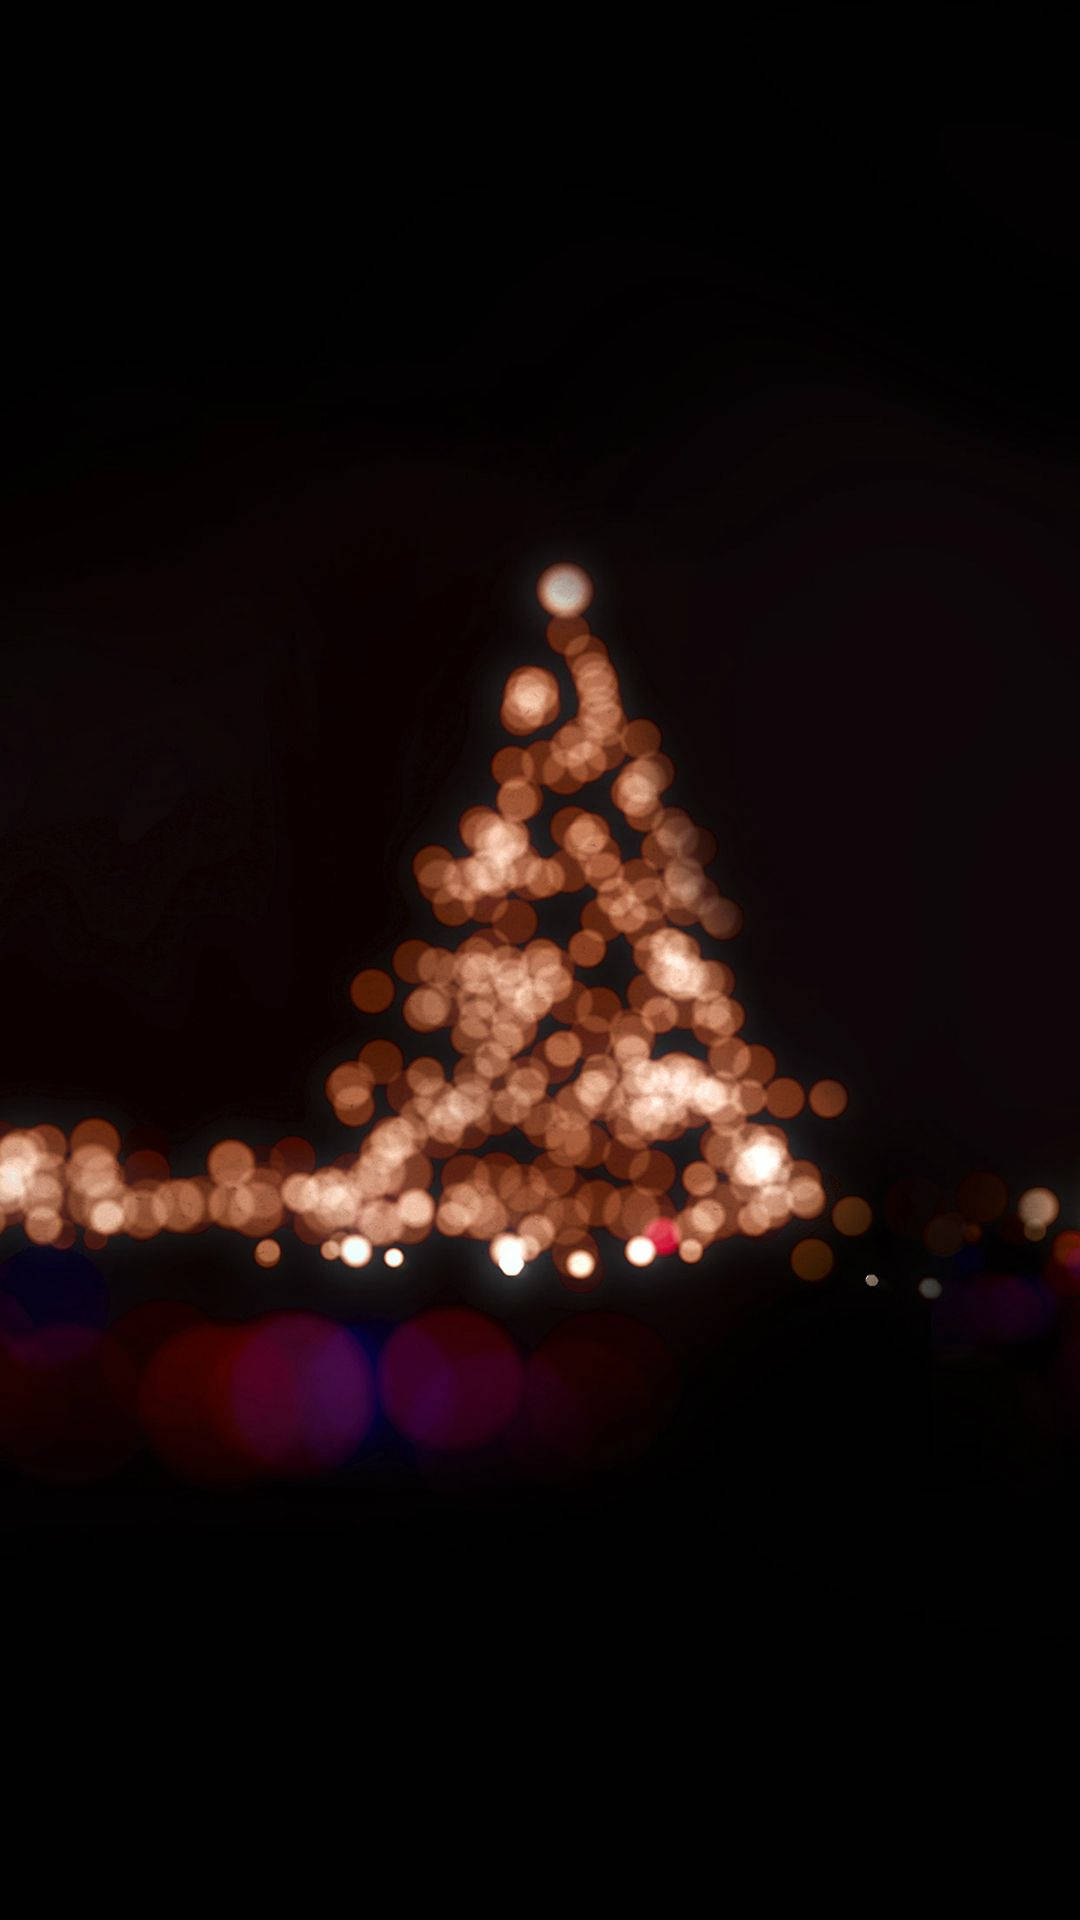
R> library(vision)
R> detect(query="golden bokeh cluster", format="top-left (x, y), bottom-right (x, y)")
top-left (0, 565), bottom-right (864, 1286)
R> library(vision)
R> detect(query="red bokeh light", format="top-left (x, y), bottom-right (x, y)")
top-left (0, 1324), bottom-right (139, 1483)
top-left (524, 1311), bottom-right (678, 1476)
top-left (646, 1217), bottom-right (680, 1256)
top-left (378, 1307), bottom-right (523, 1452)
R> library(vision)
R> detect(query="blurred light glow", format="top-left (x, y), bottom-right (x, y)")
top-left (350, 969), bottom-right (395, 1013)
top-left (735, 1140), bottom-right (785, 1186)
top-left (1019, 1186), bottom-right (1059, 1229)
top-left (646, 1217), bottom-right (680, 1256)
top-left (340, 1234), bottom-right (373, 1269)
top-left (536, 563), bottom-right (593, 618)
top-left (501, 665), bottom-right (560, 736)
top-left (809, 1080), bottom-right (848, 1118)
top-left (833, 1196), bottom-right (872, 1236)
top-left (625, 1235), bottom-right (656, 1267)
top-left (791, 1238), bottom-right (834, 1281)
top-left (492, 1233), bottom-right (527, 1276)
top-left (378, 1307), bottom-right (523, 1450)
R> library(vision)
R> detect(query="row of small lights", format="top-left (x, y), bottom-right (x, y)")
top-left (263, 1233), bottom-right (604, 1277)
top-left (276, 1235), bottom-right (936, 1292)
top-left (244, 1178), bottom-right (1069, 1284)
top-left (282, 1239), bottom-right (942, 1295)
top-left (862, 1274), bottom-right (940, 1299)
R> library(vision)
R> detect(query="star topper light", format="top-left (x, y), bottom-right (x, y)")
top-left (0, 564), bottom-right (851, 1290)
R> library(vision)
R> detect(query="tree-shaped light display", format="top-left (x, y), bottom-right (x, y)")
top-left (0, 565), bottom-right (847, 1289)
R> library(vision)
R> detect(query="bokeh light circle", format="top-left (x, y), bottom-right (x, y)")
top-left (378, 1307), bottom-right (523, 1452)
top-left (536, 563), bottom-right (593, 618)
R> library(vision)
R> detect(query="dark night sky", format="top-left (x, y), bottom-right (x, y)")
top-left (3, 121), bottom-right (1078, 1584)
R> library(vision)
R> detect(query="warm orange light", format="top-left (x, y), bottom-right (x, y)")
top-left (832, 1196), bottom-right (872, 1236)
top-left (350, 968), bottom-right (395, 1013)
top-left (501, 665), bottom-right (560, 736)
top-left (791, 1238), bottom-right (834, 1281)
top-left (208, 1139), bottom-right (255, 1187)
top-left (809, 1080), bottom-right (848, 1119)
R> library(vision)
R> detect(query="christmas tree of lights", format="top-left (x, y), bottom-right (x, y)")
top-left (0, 564), bottom-right (848, 1288)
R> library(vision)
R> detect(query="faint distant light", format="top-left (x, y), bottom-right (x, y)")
top-left (956, 1170), bottom-right (1008, 1224)
top-left (626, 1234), bottom-right (656, 1267)
top-left (340, 1233), bottom-right (373, 1269)
top-left (1049, 1230), bottom-right (1080, 1294)
top-left (925, 1212), bottom-right (965, 1257)
top-left (1019, 1186), bottom-right (1059, 1229)
top-left (384, 1246), bottom-right (405, 1268)
top-left (918, 1276), bottom-right (943, 1300)
top-left (833, 1195), bottom-right (872, 1237)
top-left (493, 1233), bottom-right (527, 1276)
top-left (566, 1248), bottom-right (596, 1281)
top-left (321, 1239), bottom-right (341, 1260)
top-left (791, 1237), bottom-right (834, 1281)
top-left (254, 1238), bottom-right (281, 1268)
top-left (865, 1272), bottom-right (880, 1287)
top-left (536, 563), bottom-right (593, 618)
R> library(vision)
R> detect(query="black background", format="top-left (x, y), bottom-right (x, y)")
top-left (3, 119), bottom-right (1078, 1619)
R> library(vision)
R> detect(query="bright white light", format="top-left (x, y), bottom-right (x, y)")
top-left (626, 1235), bottom-right (656, 1267)
top-left (537, 562), bottom-right (593, 618)
top-left (566, 1249), bottom-right (596, 1281)
top-left (493, 1233), bottom-right (526, 1276)
top-left (735, 1140), bottom-right (785, 1186)
top-left (642, 930), bottom-right (706, 998)
top-left (384, 1246), bottom-right (405, 1268)
top-left (865, 1273), bottom-right (880, 1288)
top-left (340, 1234), bottom-right (372, 1269)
